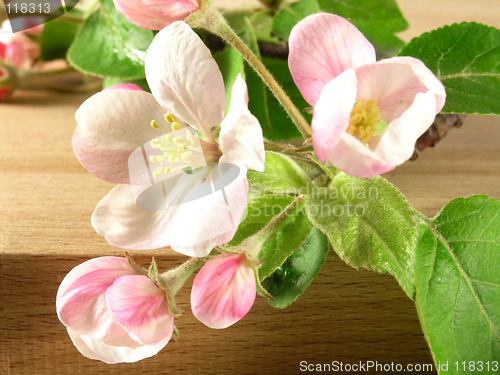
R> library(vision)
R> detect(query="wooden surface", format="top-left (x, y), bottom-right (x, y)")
top-left (1, 1), bottom-right (500, 374)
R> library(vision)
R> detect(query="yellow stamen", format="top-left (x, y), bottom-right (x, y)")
top-left (150, 120), bottom-right (160, 130)
top-left (347, 99), bottom-right (381, 144)
top-left (171, 122), bottom-right (181, 131)
top-left (165, 113), bottom-right (177, 124)
top-left (164, 166), bottom-right (172, 175)
top-left (154, 167), bottom-right (163, 177)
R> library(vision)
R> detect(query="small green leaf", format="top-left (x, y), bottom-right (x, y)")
top-left (415, 196), bottom-right (500, 371)
top-left (305, 173), bottom-right (417, 298)
top-left (40, 13), bottom-right (80, 61)
top-left (247, 151), bottom-right (311, 194)
top-left (272, 0), bottom-right (320, 40)
top-left (213, 45), bottom-right (245, 116)
top-left (399, 22), bottom-right (500, 115)
top-left (228, 194), bottom-right (312, 280)
top-left (262, 227), bottom-right (329, 308)
top-left (103, 77), bottom-right (151, 92)
top-left (67, 0), bottom-right (153, 79)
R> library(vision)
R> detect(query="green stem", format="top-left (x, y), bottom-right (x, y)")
top-left (187, 6), bottom-right (312, 139)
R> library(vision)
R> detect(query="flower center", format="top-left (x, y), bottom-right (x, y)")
top-left (148, 113), bottom-right (221, 177)
top-left (347, 99), bottom-right (381, 144)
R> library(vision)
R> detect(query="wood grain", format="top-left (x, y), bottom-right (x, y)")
top-left (1, 1), bottom-right (500, 374)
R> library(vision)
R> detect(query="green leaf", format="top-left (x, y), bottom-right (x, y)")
top-left (213, 46), bottom-right (245, 116)
top-left (272, 0), bottom-right (320, 40)
top-left (67, 0), bottom-right (153, 79)
top-left (40, 14), bottom-right (80, 61)
top-left (415, 196), bottom-right (500, 372)
top-left (399, 22), bottom-right (500, 115)
top-left (228, 195), bottom-right (313, 279)
top-left (305, 173), bottom-right (417, 298)
top-left (262, 227), bottom-right (329, 308)
top-left (247, 151), bottom-right (311, 194)
top-left (241, 20), bottom-right (306, 140)
top-left (103, 77), bottom-right (151, 92)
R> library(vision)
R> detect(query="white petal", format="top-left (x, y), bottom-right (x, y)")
top-left (322, 133), bottom-right (395, 178)
top-left (312, 69), bottom-right (357, 163)
top-left (169, 164), bottom-right (249, 257)
top-left (91, 185), bottom-right (173, 250)
top-left (74, 90), bottom-right (168, 184)
top-left (220, 75), bottom-right (265, 172)
top-left (80, 332), bottom-right (171, 364)
top-left (145, 21), bottom-right (225, 140)
top-left (374, 91), bottom-right (437, 166)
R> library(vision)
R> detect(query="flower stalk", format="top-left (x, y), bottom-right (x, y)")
top-left (187, 5), bottom-right (312, 139)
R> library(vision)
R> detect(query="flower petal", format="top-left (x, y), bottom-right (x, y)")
top-left (376, 56), bottom-right (446, 113)
top-left (374, 91), bottom-right (437, 166)
top-left (312, 69), bottom-right (357, 163)
top-left (289, 13), bottom-right (376, 106)
top-left (169, 164), bottom-right (249, 257)
top-left (355, 58), bottom-right (445, 123)
top-left (113, 0), bottom-right (200, 30)
top-left (102, 83), bottom-right (145, 92)
top-left (191, 253), bottom-right (256, 329)
top-left (322, 133), bottom-right (395, 178)
top-left (67, 329), bottom-right (115, 363)
top-left (145, 22), bottom-right (225, 140)
top-left (56, 257), bottom-right (136, 341)
top-left (107, 275), bottom-right (173, 346)
top-left (77, 331), bottom-right (171, 364)
top-left (91, 184), bottom-right (173, 250)
top-left (74, 90), bottom-right (168, 184)
top-left (220, 74), bottom-right (265, 172)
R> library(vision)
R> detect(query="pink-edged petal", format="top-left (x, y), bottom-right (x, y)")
top-left (67, 329), bottom-right (115, 363)
top-left (220, 74), bottom-right (265, 172)
top-left (289, 13), bottom-right (376, 106)
top-left (312, 69), bottom-right (357, 163)
top-left (374, 91), bottom-right (437, 166)
top-left (191, 253), bottom-right (256, 329)
top-left (375, 56), bottom-right (446, 113)
top-left (91, 184), bottom-right (173, 250)
top-left (323, 133), bottom-right (395, 178)
top-left (169, 164), bottom-right (249, 257)
top-left (113, 0), bottom-right (200, 30)
top-left (56, 257), bottom-right (136, 341)
top-left (73, 90), bottom-right (168, 184)
top-left (355, 58), bottom-right (445, 123)
top-left (102, 83), bottom-right (145, 92)
top-left (57, 257), bottom-right (136, 301)
top-left (145, 22), bottom-right (225, 140)
top-left (107, 275), bottom-right (173, 346)
top-left (77, 331), bottom-right (171, 364)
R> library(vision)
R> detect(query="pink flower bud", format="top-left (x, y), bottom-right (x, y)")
top-left (191, 253), bottom-right (256, 329)
top-left (56, 257), bottom-right (174, 363)
top-left (113, 0), bottom-right (201, 30)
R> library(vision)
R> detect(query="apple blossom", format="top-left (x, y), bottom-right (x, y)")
top-left (191, 253), bottom-right (257, 329)
top-left (113, 0), bottom-right (201, 30)
top-left (0, 21), bottom-right (40, 68)
top-left (289, 14), bottom-right (446, 178)
top-left (73, 21), bottom-right (265, 257)
top-left (56, 257), bottom-right (174, 364)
